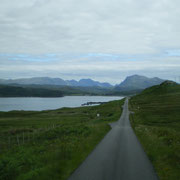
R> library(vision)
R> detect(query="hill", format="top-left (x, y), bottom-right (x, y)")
top-left (0, 84), bottom-right (115, 97)
top-left (115, 75), bottom-right (164, 92)
top-left (141, 80), bottom-right (179, 95)
top-left (0, 85), bottom-right (63, 97)
top-left (130, 81), bottom-right (180, 179)
top-left (0, 77), bottom-right (112, 88)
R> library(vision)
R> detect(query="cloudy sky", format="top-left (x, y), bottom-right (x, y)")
top-left (0, 0), bottom-right (180, 84)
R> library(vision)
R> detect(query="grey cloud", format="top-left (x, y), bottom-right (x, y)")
top-left (0, 0), bottom-right (180, 54)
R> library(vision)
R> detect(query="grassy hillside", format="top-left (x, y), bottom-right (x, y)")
top-left (0, 84), bottom-right (115, 96)
top-left (0, 99), bottom-right (124, 180)
top-left (0, 85), bottom-right (63, 97)
top-left (130, 81), bottom-right (180, 180)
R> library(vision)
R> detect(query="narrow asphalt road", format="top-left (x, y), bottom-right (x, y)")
top-left (68, 98), bottom-right (158, 180)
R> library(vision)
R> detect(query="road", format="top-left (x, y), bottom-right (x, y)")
top-left (68, 98), bottom-right (158, 180)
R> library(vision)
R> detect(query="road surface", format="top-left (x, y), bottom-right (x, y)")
top-left (68, 98), bottom-right (158, 180)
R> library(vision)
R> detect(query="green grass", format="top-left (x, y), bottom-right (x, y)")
top-left (129, 82), bottom-right (180, 180)
top-left (0, 99), bottom-right (124, 180)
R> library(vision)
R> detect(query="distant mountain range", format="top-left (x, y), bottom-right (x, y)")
top-left (0, 77), bottom-right (112, 88)
top-left (115, 75), bottom-right (165, 92)
top-left (0, 75), bottom-right (165, 96)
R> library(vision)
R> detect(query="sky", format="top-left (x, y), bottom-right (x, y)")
top-left (0, 0), bottom-right (180, 84)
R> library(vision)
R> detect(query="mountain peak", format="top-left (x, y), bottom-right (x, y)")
top-left (125, 75), bottom-right (148, 81)
top-left (127, 74), bottom-right (145, 78)
top-left (115, 75), bottom-right (165, 91)
top-left (79, 78), bottom-right (95, 82)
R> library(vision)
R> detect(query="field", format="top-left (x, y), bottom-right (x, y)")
top-left (0, 99), bottom-right (124, 180)
top-left (130, 81), bottom-right (180, 180)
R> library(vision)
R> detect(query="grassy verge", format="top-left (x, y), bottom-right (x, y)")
top-left (129, 82), bottom-right (180, 180)
top-left (0, 99), bottom-right (124, 180)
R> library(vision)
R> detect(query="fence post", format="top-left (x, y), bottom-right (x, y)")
top-left (8, 136), bottom-right (11, 148)
top-left (17, 135), bottom-right (19, 146)
top-left (33, 131), bottom-right (34, 142)
top-left (28, 132), bottom-right (30, 142)
top-left (23, 132), bottom-right (24, 144)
